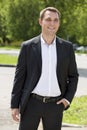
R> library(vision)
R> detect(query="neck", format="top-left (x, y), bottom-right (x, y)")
top-left (42, 34), bottom-right (55, 45)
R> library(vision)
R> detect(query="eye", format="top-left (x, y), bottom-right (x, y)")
top-left (54, 19), bottom-right (59, 22)
top-left (45, 18), bottom-right (59, 23)
top-left (45, 18), bottom-right (51, 22)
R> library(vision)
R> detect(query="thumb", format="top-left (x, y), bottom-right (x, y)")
top-left (56, 99), bottom-right (63, 104)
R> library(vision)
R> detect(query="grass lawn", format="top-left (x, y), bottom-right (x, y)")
top-left (63, 96), bottom-right (87, 125)
top-left (0, 46), bottom-right (20, 50)
top-left (0, 54), bottom-right (18, 65)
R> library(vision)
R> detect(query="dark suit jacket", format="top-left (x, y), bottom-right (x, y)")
top-left (11, 35), bottom-right (79, 114)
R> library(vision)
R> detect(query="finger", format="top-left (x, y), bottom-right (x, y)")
top-left (11, 109), bottom-right (20, 122)
top-left (12, 114), bottom-right (20, 122)
top-left (12, 113), bottom-right (20, 122)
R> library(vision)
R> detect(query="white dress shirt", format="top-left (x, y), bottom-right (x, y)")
top-left (32, 35), bottom-right (61, 97)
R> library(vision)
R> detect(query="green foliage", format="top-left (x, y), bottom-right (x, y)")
top-left (7, 0), bottom-right (41, 40)
top-left (0, 0), bottom-right (9, 41)
top-left (0, 0), bottom-right (87, 45)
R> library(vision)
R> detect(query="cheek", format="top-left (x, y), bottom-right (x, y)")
top-left (56, 24), bottom-right (60, 30)
top-left (42, 23), bottom-right (48, 28)
top-left (58, 23), bottom-right (60, 28)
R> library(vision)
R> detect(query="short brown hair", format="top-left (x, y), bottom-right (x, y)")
top-left (39, 7), bottom-right (61, 20)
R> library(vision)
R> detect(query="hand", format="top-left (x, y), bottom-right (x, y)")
top-left (11, 108), bottom-right (20, 122)
top-left (56, 98), bottom-right (69, 108)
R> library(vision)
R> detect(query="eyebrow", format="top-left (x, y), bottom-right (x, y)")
top-left (45, 17), bottom-right (59, 20)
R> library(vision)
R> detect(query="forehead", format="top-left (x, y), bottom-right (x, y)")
top-left (44, 10), bottom-right (59, 19)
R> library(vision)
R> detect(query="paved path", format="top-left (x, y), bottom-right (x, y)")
top-left (0, 53), bottom-right (87, 130)
top-left (0, 49), bottom-right (19, 56)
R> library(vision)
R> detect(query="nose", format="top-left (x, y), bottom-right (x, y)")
top-left (50, 20), bottom-right (55, 26)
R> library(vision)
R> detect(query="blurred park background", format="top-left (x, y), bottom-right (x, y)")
top-left (0, 0), bottom-right (87, 48)
top-left (0, 0), bottom-right (87, 129)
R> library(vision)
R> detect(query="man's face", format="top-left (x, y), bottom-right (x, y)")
top-left (39, 10), bottom-right (60, 37)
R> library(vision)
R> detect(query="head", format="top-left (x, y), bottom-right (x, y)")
top-left (39, 7), bottom-right (61, 37)
top-left (39, 7), bottom-right (61, 20)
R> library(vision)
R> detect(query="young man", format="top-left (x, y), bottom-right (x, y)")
top-left (11, 7), bottom-right (79, 130)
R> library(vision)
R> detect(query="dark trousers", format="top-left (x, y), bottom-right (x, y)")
top-left (19, 96), bottom-right (64, 130)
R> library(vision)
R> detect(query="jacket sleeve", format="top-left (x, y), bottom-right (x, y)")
top-left (64, 44), bottom-right (79, 103)
top-left (11, 43), bottom-right (27, 108)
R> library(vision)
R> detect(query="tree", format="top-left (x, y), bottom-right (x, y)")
top-left (0, 0), bottom-right (87, 45)
top-left (0, 0), bottom-right (10, 45)
top-left (7, 0), bottom-right (42, 40)
top-left (39, 0), bottom-right (87, 45)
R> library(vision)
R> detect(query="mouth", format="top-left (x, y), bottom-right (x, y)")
top-left (48, 27), bottom-right (55, 31)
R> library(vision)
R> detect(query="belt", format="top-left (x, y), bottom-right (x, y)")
top-left (30, 93), bottom-right (61, 103)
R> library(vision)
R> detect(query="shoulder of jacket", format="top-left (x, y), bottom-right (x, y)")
top-left (56, 36), bottom-right (73, 47)
top-left (22, 35), bottom-right (40, 46)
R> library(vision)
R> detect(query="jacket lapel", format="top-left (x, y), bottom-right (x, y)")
top-left (56, 37), bottom-right (64, 89)
top-left (56, 37), bottom-right (63, 71)
top-left (31, 35), bottom-right (42, 72)
top-left (31, 36), bottom-right (63, 77)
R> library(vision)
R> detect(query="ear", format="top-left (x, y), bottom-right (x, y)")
top-left (39, 18), bottom-right (42, 26)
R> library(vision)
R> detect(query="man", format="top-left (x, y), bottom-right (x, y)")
top-left (11, 7), bottom-right (79, 130)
